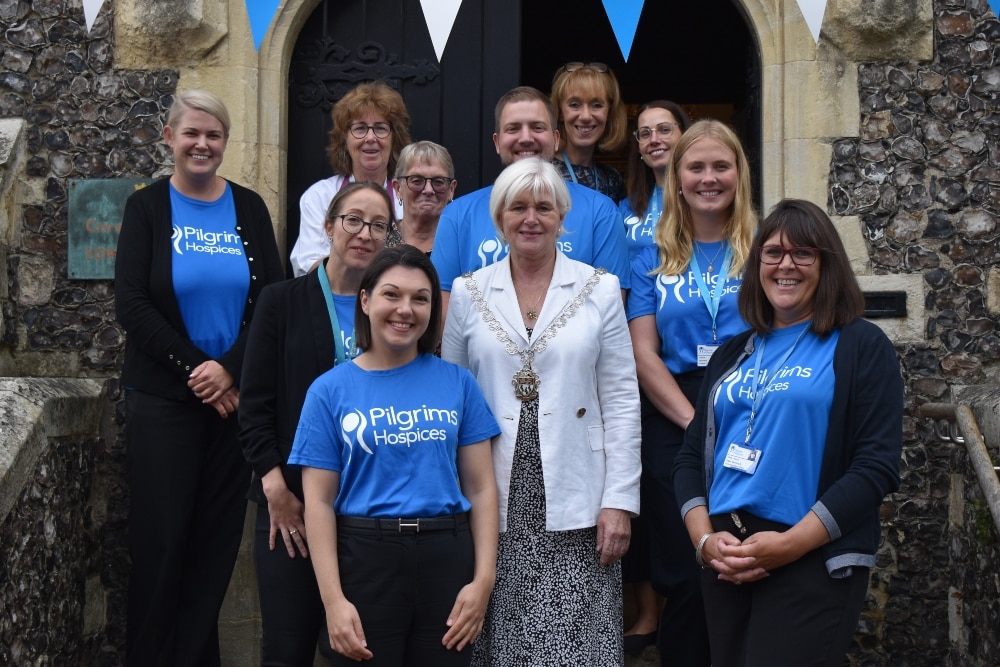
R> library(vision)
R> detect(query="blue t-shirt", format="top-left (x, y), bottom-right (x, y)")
top-left (332, 293), bottom-right (358, 359)
top-left (432, 181), bottom-right (630, 291)
top-left (170, 183), bottom-right (249, 359)
top-left (288, 354), bottom-right (501, 518)
top-left (626, 243), bottom-right (746, 375)
top-left (619, 187), bottom-right (662, 263)
top-left (708, 322), bottom-right (839, 526)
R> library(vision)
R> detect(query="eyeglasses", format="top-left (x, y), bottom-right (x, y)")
top-left (759, 245), bottom-right (820, 266)
top-left (634, 122), bottom-right (678, 143)
top-left (562, 62), bottom-right (608, 73)
top-left (401, 175), bottom-right (454, 194)
top-left (348, 122), bottom-right (391, 139)
top-left (335, 214), bottom-right (390, 240)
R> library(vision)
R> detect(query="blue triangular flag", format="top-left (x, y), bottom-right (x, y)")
top-left (246, 0), bottom-right (281, 51)
top-left (990, 0), bottom-right (1000, 18)
top-left (602, 0), bottom-right (645, 62)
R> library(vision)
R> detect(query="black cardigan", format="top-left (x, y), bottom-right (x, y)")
top-left (114, 177), bottom-right (284, 402)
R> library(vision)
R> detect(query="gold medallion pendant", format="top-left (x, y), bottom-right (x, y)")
top-left (512, 366), bottom-right (540, 401)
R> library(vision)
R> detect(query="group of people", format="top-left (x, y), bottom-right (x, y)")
top-left (114, 60), bottom-right (903, 667)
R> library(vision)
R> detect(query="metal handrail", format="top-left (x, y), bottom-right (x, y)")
top-left (918, 403), bottom-right (1000, 535)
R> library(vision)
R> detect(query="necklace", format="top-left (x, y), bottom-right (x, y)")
top-left (462, 268), bottom-right (605, 401)
top-left (512, 280), bottom-right (547, 320)
top-left (694, 240), bottom-right (727, 273)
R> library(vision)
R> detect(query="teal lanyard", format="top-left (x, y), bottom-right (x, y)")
top-left (316, 259), bottom-right (357, 364)
top-left (561, 151), bottom-right (601, 193)
top-left (744, 326), bottom-right (810, 445)
top-left (688, 242), bottom-right (733, 342)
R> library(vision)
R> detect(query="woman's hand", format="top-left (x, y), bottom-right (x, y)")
top-left (596, 508), bottom-right (631, 566)
top-left (442, 577), bottom-right (492, 651)
top-left (711, 512), bottom-right (830, 583)
top-left (205, 386), bottom-right (239, 418)
top-left (188, 360), bottom-right (234, 403)
top-left (262, 467), bottom-right (308, 558)
top-left (326, 598), bottom-right (373, 661)
top-left (707, 531), bottom-right (769, 584)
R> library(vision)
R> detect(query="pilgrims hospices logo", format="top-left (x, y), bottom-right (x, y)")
top-left (341, 409), bottom-right (372, 464)
top-left (172, 225), bottom-right (243, 256)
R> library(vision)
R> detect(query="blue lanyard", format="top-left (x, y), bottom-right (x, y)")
top-left (688, 242), bottom-right (733, 342)
top-left (743, 326), bottom-right (810, 444)
top-left (316, 259), bottom-right (357, 364)
top-left (561, 151), bottom-right (601, 193)
top-left (647, 186), bottom-right (662, 223)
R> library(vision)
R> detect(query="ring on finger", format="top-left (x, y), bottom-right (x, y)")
top-left (289, 529), bottom-right (298, 535)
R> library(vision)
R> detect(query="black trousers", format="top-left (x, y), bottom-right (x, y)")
top-left (125, 390), bottom-right (249, 667)
top-left (641, 375), bottom-right (712, 667)
top-left (332, 519), bottom-right (475, 667)
top-left (253, 502), bottom-right (325, 666)
top-left (703, 512), bottom-right (869, 667)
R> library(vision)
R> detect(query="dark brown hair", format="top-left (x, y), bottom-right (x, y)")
top-left (625, 100), bottom-right (691, 218)
top-left (326, 81), bottom-right (412, 177)
top-left (354, 245), bottom-right (442, 355)
top-left (739, 199), bottom-right (864, 336)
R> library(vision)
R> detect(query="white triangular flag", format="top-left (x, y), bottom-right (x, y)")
top-left (796, 0), bottom-right (828, 43)
top-left (419, 0), bottom-right (462, 62)
top-left (82, 0), bottom-right (105, 32)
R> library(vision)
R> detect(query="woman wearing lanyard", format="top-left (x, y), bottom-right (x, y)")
top-left (620, 100), bottom-right (692, 262)
top-left (239, 182), bottom-right (392, 665)
top-left (289, 80), bottom-right (411, 276)
top-left (549, 61), bottom-right (628, 202)
top-left (673, 200), bottom-right (902, 666)
top-left (291, 246), bottom-right (500, 665)
top-left (626, 119), bottom-right (757, 664)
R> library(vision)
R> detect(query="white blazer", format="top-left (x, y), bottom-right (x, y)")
top-left (443, 252), bottom-right (641, 532)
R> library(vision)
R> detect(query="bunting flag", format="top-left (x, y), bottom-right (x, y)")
top-left (602, 0), bottom-right (644, 62)
top-left (796, 0), bottom-right (828, 43)
top-left (82, 0), bottom-right (105, 32)
top-left (246, 0), bottom-right (282, 51)
top-left (420, 0), bottom-right (463, 62)
top-left (990, 0), bottom-right (1000, 18)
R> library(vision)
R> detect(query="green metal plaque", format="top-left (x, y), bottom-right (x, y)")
top-left (68, 178), bottom-right (153, 279)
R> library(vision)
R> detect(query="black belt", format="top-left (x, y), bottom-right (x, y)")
top-left (337, 512), bottom-right (468, 533)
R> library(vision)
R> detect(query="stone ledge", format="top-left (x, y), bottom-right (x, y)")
top-left (855, 274), bottom-right (925, 344)
top-left (0, 378), bottom-right (106, 521)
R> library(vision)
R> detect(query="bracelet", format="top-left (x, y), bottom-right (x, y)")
top-left (695, 531), bottom-right (715, 568)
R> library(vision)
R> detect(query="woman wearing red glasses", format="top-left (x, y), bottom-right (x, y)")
top-left (388, 141), bottom-right (457, 255)
top-left (549, 62), bottom-right (628, 202)
top-left (290, 80), bottom-right (412, 276)
top-left (674, 199), bottom-right (902, 666)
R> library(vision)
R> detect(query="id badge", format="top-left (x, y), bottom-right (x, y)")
top-left (723, 442), bottom-right (762, 475)
top-left (697, 344), bottom-right (720, 367)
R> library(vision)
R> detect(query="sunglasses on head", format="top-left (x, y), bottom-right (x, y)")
top-left (562, 62), bottom-right (609, 74)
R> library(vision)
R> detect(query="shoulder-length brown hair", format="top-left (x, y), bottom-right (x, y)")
top-left (625, 100), bottom-right (691, 217)
top-left (739, 199), bottom-right (865, 336)
top-left (326, 81), bottom-right (412, 177)
top-left (354, 245), bottom-right (442, 355)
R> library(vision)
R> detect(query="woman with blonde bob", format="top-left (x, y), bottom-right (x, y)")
top-left (625, 119), bottom-right (757, 665)
top-left (444, 157), bottom-right (640, 664)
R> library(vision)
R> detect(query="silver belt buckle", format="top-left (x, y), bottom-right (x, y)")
top-left (398, 518), bottom-right (420, 533)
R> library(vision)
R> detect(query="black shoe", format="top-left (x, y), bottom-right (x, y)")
top-left (623, 631), bottom-right (657, 655)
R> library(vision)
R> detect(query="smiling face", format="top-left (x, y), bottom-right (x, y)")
top-left (500, 189), bottom-right (563, 262)
top-left (392, 157), bottom-right (455, 221)
top-left (347, 109), bottom-right (392, 180)
top-left (493, 100), bottom-right (559, 165)
top-left (636, 106), bottom-right (682, 175)
top-left (759, 231), bottom-right (821, 329)
top-left (678, 137), bottom-right (738, 224)
top-left (324, 188), bottom-right (390, 276)
top-left (360, 265), bottom-right (433, 357)
top-left (163, 108), bottom-right (227, 183)
top-left (559, 84), bottom-right (608, 155)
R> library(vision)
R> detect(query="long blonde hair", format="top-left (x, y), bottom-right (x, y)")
top-left (653, 119), bottom-right (756, 278)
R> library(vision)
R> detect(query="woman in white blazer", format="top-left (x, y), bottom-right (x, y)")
top-left (442, 158), bottom-right (641, 665)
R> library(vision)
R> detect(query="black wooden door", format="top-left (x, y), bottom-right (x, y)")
top-left (286, 0), bottom-right (520, 267)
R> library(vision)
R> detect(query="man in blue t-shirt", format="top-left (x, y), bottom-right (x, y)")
top-left (433, 86), bottom-right (629, 313)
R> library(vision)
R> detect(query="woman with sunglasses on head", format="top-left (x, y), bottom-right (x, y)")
top-left (290, 246), bottom-right (500, 666)
top-left (387, 141), bottom-right (457, 255)
top-left (673, 199), bottom-right (902, 666)
top-left (549, 62), bottom-right (628, 202)
top-left (290, 80), bottom-right (412, 276)
top-left (240, 182), bottom-right (392, 665)
top-left (626, 120), bottom-right (757, 665)
top-left (620, 100), bottom-right (692, 262)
